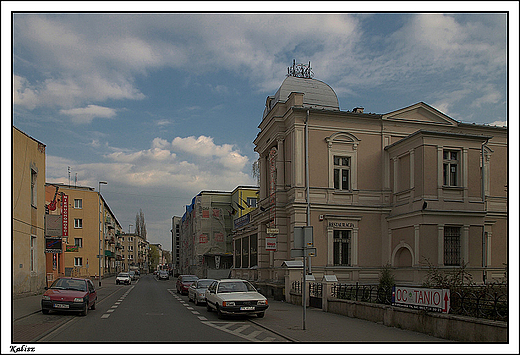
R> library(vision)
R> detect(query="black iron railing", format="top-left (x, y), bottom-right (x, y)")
top-left (331, 283), bottom-right (508, 322)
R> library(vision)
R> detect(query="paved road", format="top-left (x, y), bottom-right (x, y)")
top-left (36, 274), bottom-right (288, 343)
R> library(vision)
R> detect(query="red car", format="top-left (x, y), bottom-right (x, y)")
top-left (176, 275), bottom-right (199, 295)
top-left (41, 277), bottom-right (97, 316)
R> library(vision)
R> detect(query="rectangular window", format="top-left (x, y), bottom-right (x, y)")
top-left (250, 235), bottom-right (258, 267)
top-left (234, 239), bottom-right (241, 268)
top-left (128, 237), bottom-right (133, 242)
top-left (74, 219), bottom-right (83, 228)
top-left (333, 230), bottom-right (351, 266)
top-left (334, 156), bottom-right (351, 191)
top-left (121, 254), bottom-right (125, 260)
top-left (74, 257), bottom-right (83, 266)
top-left (444, 226), bottom-right (461, 266)
top-left (31, 169), bottom-right (37, 207)
top-left (74, 238), bottom-right (83, 248)
top-left (242, 236), bottom-right (249, 268)
top-left (74, 199), bottom-right (82, 209)
top-left (443, 150), bottom-right (459, 186)
top-left (247, 197), bottom-right (258, 208)
top-left (128, 246), bottom-right (134, 252)
top-left (128, 254), bottom-right (134, 260)
top-left (30, 236), bottom-right (37, 272)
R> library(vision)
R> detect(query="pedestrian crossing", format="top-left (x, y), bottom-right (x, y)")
top-left (166, 289), bottom-right (288, 342)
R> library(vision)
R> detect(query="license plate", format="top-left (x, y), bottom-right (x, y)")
top-left (240, 306), bottom-right (255, 311)
top-left (54, 304), bottom-right (69, 309)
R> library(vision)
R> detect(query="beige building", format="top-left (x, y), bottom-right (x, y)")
top-left (44, 183), bottom-right (123, 281)
top-left (13, 127), bottom-right (47, 296)
top-left (232, 70), bottom-right (507, 297)
top-left (120, 232), bottom-right (149, 273)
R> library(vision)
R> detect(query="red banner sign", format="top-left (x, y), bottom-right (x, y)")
top-left (62, 194), bottom-right (68, 237)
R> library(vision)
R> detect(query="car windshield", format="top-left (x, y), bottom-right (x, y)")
top-left (217, 281), bottom-right (256, 293)
top-left (118, 273), bottom-right (129, 277)
top-left (50, 279), bottom-right (87, 292)
top-left (196, 280), bottom-right (213, 288)
top-left (182, 276), bottom-right (198, 282)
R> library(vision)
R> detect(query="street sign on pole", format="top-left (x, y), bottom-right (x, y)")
top-left (294, 226), bottom-right (313, 249)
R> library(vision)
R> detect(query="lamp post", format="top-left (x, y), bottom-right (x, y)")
top-left (98, 181), bottom-right (107, 287)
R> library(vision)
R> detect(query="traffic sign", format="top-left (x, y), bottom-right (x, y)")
top-left (294, 226), bottom-right (313, 249)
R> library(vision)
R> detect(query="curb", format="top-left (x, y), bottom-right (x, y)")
top-left (248, 319), bottom-right (299, 343)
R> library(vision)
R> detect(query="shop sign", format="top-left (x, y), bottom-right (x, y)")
top-left (328, 221), bottom-right (355, 228)
top-left (266, 236), bottom-right (277, 251)
top-left (45, 238), bottom-right (62, 253)
top-left (234, 213), bottom-right (250, 229)
top-left (62, 194), bottom-right (68, 237)
top-left (392, 286), bottom-right (450, 313)
top-left (65, 245), bottom-right (78, 252)
top-left (199, 234), bottom-right (208, 243)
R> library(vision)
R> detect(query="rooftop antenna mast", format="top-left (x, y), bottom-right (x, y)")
top-left (287, 59), bottom-right (314, 79)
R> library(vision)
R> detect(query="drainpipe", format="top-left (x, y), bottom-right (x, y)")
top-left (481, 140), bottom-right (488, 283)
top-left (305, 109), bottom-right (311, 274)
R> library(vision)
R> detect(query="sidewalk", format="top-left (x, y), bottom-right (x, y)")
top-left (12, 276), bottom-right (116, 321)
top-left (250, 299), bottom-right (448, 342)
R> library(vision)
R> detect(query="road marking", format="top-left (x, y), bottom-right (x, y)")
top-left (197, 316), bottom-right (208, 321)
top-left (106, 309), bottom-right (114, 313)
top-left (192, 311), bottom-right (200, 315)
top-left (101, 314), bottom-right (110, 319)
top-left (111, 305), bottom-right (118, 308)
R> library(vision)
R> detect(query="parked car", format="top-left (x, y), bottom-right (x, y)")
top-left (158, 270), bottom-right (169, 280)
top-left (176, 275), bottom-right (199, 295)
top-left (41, 277), bottom-right (97, 316)
top-left (188, 279), bottom-right (216, 305)
top-left (205, 279), bottom-right (268, 319)
top-left (129, 270), bottom-right (139, 281)
top-left (116, 272), bottom-right (131, 285)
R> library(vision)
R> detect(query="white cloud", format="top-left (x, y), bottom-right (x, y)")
top-left (60, 105), bottom-right (117, 124)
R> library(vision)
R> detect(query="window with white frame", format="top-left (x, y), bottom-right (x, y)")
top-left (333, 230), bottom-right (351, 266)
top-left (31, 169), bottom-right (37, 207)
top-left (74, 199), bottom-right (83, 209)
top-left (30, 236), bottom-right (37, 272)
top-left (334, 156), bottom-right (351, 190)
top-left (74, 219), bottom-right (83, 228)
top-left (74, 238), bottom-right (83, 248)
top-left (128, 245), bottom-right (134, 252)
top-left (443, 150), bottom-right (460, 187)
top-left (128, 237), bottom-right (133, 242)
top-left (444, 226), bottom-right (461, 266)
top-left (74, 257), bottom-right (83, 266)
top-left (247, 197), bottom-right (257, 208)
top-left (128, 254), bottom-right (134, 260)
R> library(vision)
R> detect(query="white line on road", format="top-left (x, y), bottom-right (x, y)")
top-left (101, 314), bottom-right (110, 319)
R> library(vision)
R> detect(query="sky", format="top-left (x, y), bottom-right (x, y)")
top-left (4, 4), bottom-right (515, 253)
top-left (3, 3), bottom-right (518, 353)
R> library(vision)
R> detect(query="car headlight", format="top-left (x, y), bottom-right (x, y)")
top-left (74, 297), bottom-right (85, 303)
top-left (257, 300), bottom-right (268, 305)
top-left (42, 295), bottom-right (50, 301)
top-left (222, 301), bottom-right (235, 307)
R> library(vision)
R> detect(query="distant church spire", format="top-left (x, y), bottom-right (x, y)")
top-left (287, 59), bottom-right (314, 79)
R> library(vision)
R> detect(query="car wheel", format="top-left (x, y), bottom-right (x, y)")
top-left (216, 306), bottom-right (224, 319)
top-left (90, 301), bottom-right (96, 310)
top-left (257, 312), bottom-right (265, 318)
top-left (81, 304), bottom-right (88, 316)
top-left (42, 309), bottom-right (49, 314)
top-left (206, 303), bottom-right (212, 312)
top-left (194, 297), bottom-right (198, 306)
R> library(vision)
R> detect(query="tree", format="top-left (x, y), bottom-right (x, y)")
top-left (135, 209), bottom-right (147, 240)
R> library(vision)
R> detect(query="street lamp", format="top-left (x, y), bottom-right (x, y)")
top-left (98, 181), bottom-right (107, 287)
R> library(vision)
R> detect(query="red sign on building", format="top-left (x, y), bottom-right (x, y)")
top-left (199, 234), bottom-right (208, 243)
top-left (62, 194), bottom-right (68, 237)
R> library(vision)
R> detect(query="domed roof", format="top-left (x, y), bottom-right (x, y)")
top-left (270, 76), bottom-right (340, 112)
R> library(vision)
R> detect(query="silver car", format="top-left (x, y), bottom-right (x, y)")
top-left (188, 279), bottom-right (216, 305)
top-left (205, 279), bottom-right (268, 318)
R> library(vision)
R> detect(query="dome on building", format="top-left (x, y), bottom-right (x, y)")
top-left (264, 76), bottom-right (340, 117)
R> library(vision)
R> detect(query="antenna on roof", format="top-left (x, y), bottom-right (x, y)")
top-left (287, 60), bottom-right (314, 79)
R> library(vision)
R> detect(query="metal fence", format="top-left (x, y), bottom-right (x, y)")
top-left (331, 283), bottom-right (508, 322)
